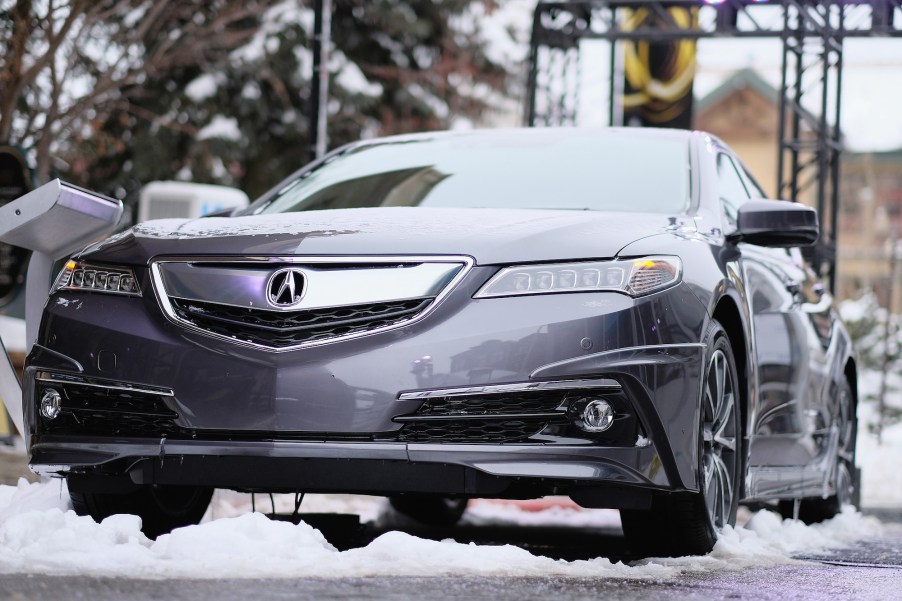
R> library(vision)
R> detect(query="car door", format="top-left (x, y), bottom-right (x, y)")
top-left (714, 151), bottom-right (826, 471)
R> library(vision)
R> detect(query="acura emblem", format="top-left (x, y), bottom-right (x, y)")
top-left (266, 268), bottom-right (306, 308)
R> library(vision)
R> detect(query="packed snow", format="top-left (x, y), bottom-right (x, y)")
top-left (0, 477), bottom-right (887, 579)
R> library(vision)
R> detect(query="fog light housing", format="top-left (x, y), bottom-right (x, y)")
top-left (578, 398), bottom-right (614, 432)
top-left (40, 389), bottom-right (62, 420)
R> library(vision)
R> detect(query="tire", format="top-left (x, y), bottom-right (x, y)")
top-left (621, 320), bottom-right (742, 556)
top-left (779, 378), bottom-right (858, 524)
top-left (389, 495), bottom-right (468, 527)
top-left (70, 484), bottom-right (213, 539)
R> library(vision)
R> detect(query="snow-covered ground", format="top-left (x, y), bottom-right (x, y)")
top-left (0, 477), bottom-right (886, 579)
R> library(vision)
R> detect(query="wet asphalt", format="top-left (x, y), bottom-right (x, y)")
top-left (2, 449), bottom-right (902, 601)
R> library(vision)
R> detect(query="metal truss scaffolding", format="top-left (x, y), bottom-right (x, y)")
top-left (526, 0), bottom-right (902, 291)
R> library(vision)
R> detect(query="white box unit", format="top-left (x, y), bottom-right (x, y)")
top-left (138, 181), bottom-right (249, 222)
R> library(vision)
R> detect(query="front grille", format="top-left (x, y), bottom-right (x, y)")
top-left (170, 297), bottom-right (432, 348)
top-left (152, 257), bottom-right (472, 351)
top-left (36, 378), bottom-right (179, 437)
top-left (395, 389), bottom-right (570, 443)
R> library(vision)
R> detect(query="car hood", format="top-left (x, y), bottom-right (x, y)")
top-left (82, 207), bottom-right (688, 265)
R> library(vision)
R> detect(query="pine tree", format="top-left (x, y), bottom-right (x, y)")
top-left (56, 0), bottom-right (513, 203)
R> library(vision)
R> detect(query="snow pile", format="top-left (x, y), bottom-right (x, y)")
top-left (0, 478), bottom-right (883, 579)
top-left (651, 507), bottom-right (882, 573)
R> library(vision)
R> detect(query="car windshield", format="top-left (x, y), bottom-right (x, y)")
top-left (253, 129), bottom-right (690, 215)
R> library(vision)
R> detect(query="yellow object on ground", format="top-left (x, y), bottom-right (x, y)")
top-left (0, 398), bottom-right (12, 443)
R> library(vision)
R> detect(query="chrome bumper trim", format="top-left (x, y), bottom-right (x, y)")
top-left (397, 377), bottom-right (621, 400)
top-left (35, 372), bottom-right (175, 397)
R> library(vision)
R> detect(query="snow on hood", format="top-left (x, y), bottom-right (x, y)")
top-left (0, 479), bottom-right (884, 579)
top-left (83, 208), bottom-right (683, 266)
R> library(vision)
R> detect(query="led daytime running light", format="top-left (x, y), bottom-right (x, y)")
top-left (54, 261), bottom-right (141, 296)
top-left (475, 256), bottom-right (681, 299)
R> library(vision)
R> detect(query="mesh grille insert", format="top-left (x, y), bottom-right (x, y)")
top-left (395, 390), bottom-right (570, 443)
top-left (170, 297), bottom-right (432, 348)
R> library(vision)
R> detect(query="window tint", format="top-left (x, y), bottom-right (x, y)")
top-left (717, 153), bottom-right (751, 228)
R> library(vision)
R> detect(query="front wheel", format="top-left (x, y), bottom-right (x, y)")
top-left (70, 483), bottom-right (213, 539)
top-left (621, 320), bottom-right (742, 556)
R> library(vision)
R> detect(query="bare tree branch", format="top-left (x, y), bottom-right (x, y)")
top-left (0, 0), bottom-right (280, 181)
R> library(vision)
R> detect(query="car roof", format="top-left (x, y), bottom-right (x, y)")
top-left (346, 126), bottom-right (702, 148)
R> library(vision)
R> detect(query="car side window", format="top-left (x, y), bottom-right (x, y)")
top-left (717, 153), bottom-right (751, 229)
top-left (738, 164), bottom-right (767, 199)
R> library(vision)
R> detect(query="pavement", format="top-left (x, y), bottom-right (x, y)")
top-left (1, 565), bottom-right (902, 601)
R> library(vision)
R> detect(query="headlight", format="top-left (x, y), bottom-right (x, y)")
top-left (474, 256), bottom-right (681, 298)
top-left (53, 260), bottom-right (141, 296)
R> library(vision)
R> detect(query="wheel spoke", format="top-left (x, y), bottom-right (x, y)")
top-left (702, 344), bottom-right (738, 531)
top-left (714, 392), bottom-right (736, 450)
top-left (704, 455), bottom-right (717, 514)
top-left (714, 353), bottom-right (725, 418)
top-left (714, 454), bottom-right (732, 526)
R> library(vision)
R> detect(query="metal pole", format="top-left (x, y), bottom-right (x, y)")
top-left (776, 1), bottom-right (790, 200)
top-left (876, 227), bottom-right (898, 446)
top-left (526, 5), bottom-right (543, 127)
top-left (829, 8), bottom-right (845, 294)
top-left (309, 0), bottom-right (331, 162)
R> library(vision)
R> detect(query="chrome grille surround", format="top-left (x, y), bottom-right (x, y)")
top-left (151, 255), bottom-right (474, 352)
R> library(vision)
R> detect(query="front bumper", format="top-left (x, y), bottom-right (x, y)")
top-left (26, 276), bottom-right (708, 497)
top-left (35, 435), bottom-right (662, 509)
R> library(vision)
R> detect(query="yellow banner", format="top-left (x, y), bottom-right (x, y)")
top-left (621, 7), bottom-right (698, 128)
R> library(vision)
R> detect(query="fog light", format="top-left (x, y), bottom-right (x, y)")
top-left (40, 389), bottom-right (62, 420)
top-left (579, 398), bottom-right (614, 432)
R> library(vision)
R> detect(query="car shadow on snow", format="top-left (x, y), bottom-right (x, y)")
top-left (279, 504), bottom-right (636, 562)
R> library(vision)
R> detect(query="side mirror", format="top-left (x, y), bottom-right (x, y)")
top-left (730, 199), bottom-right (819, 248)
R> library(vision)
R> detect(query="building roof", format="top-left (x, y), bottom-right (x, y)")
top-left (695, 68), bottom-right (779, 116)
top-left (696, 67), bottom-right (839, 140)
